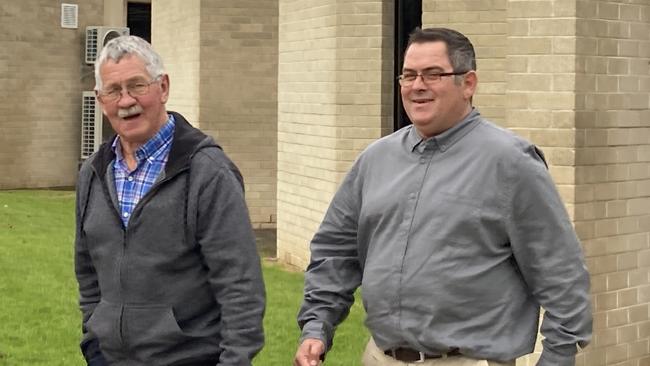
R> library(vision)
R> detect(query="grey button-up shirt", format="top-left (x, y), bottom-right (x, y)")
top-left (298, 109), bottom-right (591, 365)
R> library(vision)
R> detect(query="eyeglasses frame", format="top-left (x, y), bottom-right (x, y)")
top-left (96, 75), bottom-right (163, 104)
top-left (397, 70), bottom-right (469, 87)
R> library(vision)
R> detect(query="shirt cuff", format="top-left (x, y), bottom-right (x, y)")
top-left (537, 345), bottom-right (577, 366)
top-left (299, 320), bottom-right (332, 353)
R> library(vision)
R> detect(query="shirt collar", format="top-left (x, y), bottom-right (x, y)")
top-left (112, 114), bottom-right (176, 163)
top-left (408, 108), bottom-right (481, 153)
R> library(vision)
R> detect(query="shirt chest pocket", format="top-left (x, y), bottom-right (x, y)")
top-left (416, 192), bottom-right (483, 245)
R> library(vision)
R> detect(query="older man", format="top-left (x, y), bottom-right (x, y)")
top-left (294, 28), bottom-right (591, 366)
top-left (74, 35), bottom-right (265, 366)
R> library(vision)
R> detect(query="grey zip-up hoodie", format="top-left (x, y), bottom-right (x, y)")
top-left (75, 112), bottom-right (265, 366)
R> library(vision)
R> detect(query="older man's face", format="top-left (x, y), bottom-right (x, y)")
top-left (98, 55), bottom-right (169, 148)
top-left (400, 41), bottom-right (475, 138)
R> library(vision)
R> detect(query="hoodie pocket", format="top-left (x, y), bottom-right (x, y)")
top-left (85, 300), bottom-right (122, 355)
top-left (122, 305), bottom-right (190, 359)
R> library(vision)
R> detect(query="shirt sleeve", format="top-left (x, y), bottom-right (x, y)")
top-left (297, 161), bottom-right (364, 353)
top-left (195, 165), bottom-right (266, 366)
top-left (505, 145), bottom-right (592, 366)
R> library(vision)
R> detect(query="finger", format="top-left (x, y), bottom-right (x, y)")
top-left (293, 352), bottom-right (306, 366)
top-left (294, 346), bottom-right (313, 366)
top-left (306, 342), bottom-right (323, 365)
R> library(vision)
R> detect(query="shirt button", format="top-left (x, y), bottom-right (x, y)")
top-left (123, 212), bottom-right (129, 218)
top-left (128, 176), bottom-right (134, 182)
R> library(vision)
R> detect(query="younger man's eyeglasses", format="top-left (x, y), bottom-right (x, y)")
top-left (397, 70), bottom-right (468, 87)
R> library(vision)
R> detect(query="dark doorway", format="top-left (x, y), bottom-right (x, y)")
top-left (394, 0), bottom-right (422, 131)
top-left (127, 2), bottom-right (151, 42)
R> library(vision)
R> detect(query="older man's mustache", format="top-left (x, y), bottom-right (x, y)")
top-left (117, 105), bottom-right (143, 118)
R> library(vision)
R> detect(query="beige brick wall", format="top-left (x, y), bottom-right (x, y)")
top-left (153, 0), bottom-right (201, 126)
top-left (505, 1), bottom-right (581, 363)
top-left (199, 0), bottom-right (278, 228)
top-left (155, 0), bottom-right (278, 227)
top-left (505, 0), bottom-right (580, 215)
top-left (276, 0), bottom-right (393, 268)
top-left (103, 0), bottom-right (126, 26)
top-left (423, 0), bottom-right (508, 123)
top-left (0, 1), bottom-right (103, 189)
top-left (574, 1), bottom-right (650, 365)
top-left (424, 1), bottom-right (650, 365)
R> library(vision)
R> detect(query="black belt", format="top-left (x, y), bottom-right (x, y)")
top-left (384, 347), bottom-right (461, 363)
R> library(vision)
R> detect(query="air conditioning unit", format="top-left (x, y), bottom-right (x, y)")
top-left (80, 91), bottom-right (103, 159)
top-left (80, 93), bottom-right (116, 160)
top-left (85, 26), bottom-right (129, 64)
top-left (81, 26), bottom-right (128, 159)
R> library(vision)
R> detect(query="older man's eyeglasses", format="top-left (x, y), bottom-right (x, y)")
top-left (397, 70), bottom-right (468, 87)
top-left (96, 77), bottom-right (162, 103)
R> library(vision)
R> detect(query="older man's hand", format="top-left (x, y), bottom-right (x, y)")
top-left (293, 338), bottom-right (325, 366)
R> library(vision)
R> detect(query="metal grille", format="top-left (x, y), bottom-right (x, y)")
top-left (85, 28), bottom-right (99, 64)
top-left (85, 27), bottom-right (129, 64)
top-left (81, 92), bottom-right (99, 159)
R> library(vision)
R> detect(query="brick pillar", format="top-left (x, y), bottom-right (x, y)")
top-left (422, 0), bottom-right (507, 123)
top-left (505, 1), bottom-right (581, 364)
top-left (574, 1), bottom-right (650, 365)
top-left (154, 0), bottom-right (278, 227)
top-left (407, 2), bottom-right (649, 365)
top-left (153, 0), bottom-right (201, 125)
top-left (276, 0), bottom-right (394, 269)
top-left (198, 0), bottom-right (278, 228)
top-left (425, 0), bottom-right (649, 364)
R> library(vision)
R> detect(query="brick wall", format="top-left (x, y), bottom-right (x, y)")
top-left (199, 0), bottom-right (278, 227)
top-left (154, 0), bottom-right (278, 227)
top-left (574, 1), bottom-right (650, 365)
top-left (0, 1), bottom-right (103, 188)
top-left (153, 0), bottom-right (201, 126)
top-left (423, 1), bottom-right (650, 365)
top-left (504, 2), bottom-right (581, 363)
top-left (505, 0), bottom-right (580, 219)
top-left (276, 0), bottom-right (393, 268)
top-left (422, 0), bottom-right (507, 123)
top-left (103, 0), bottom-right (125, 26)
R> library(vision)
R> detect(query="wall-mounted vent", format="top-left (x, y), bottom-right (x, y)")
top-left (61, 4), bottom-right (78, 29)
top-left (85, 26), bottom-right (130, 64)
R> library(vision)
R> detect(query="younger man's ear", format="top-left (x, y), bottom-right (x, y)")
top-left (463, 71), bottom-right (477, 100)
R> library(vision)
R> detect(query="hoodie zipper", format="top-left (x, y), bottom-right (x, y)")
top-left (114, 167), bottom-right (189, 351)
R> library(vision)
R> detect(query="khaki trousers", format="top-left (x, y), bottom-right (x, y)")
top-left (362, 338), bottom-right (515, 366)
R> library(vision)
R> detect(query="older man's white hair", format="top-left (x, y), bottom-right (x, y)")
top-left (94, 35), bottom-right (165, 91)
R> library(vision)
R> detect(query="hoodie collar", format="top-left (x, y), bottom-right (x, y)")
top-left (92, 111), bottom-right (217, 178)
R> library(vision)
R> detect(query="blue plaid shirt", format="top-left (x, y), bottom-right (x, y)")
top-left (112, 115), bottom-right (175, 227)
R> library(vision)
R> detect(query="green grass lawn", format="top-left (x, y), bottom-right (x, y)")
top-left (0, 190), bottom-right (368, 366)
